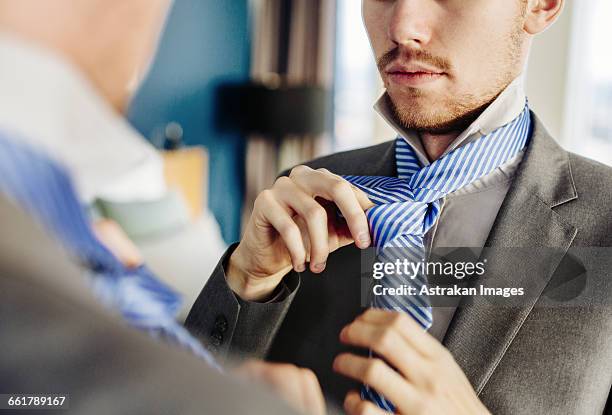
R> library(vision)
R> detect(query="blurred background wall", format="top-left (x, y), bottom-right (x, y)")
top-left (128, 0), bottom-right (612, 242)
top-left (128, 0), bottom-right (250, 243)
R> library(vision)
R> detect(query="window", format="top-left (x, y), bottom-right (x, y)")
top-left (564, 0), bottom-right (612, 166)
top-left (333, 0), bottom-right (377, 151)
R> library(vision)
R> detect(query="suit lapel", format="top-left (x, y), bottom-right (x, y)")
top-left (441, 113), bottom-right (578, 394)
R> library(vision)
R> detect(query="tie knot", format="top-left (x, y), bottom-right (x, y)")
top-left (343, 104), bottom-right (531, 251)
top-left (366, 201), bottom-right (425, 248)
top-left (345, 175), bottom-right (446, 205)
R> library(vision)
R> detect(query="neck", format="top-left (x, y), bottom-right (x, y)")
top-left (420, 131), bottom-right (461, 161)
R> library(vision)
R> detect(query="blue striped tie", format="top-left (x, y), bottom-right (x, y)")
top-left (0, 132), bottom-right (220, 371)
top-left (343, 105), bottom-right (531, 411)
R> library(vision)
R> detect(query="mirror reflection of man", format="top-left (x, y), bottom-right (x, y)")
top-left (188, 1), bottom-right (612, 414)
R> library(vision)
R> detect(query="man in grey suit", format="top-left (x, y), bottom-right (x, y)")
top-left (186, 0), bottom-right (612, 413)
top-left (0, 195), bottom-right (304, 415)
top-left (0, 0), bottom-right (328, 413)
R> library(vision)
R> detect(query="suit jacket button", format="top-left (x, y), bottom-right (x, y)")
top-left (210, 330), bottom-right (223, 346)
top-left (215, 315), bottom-right (229, 333)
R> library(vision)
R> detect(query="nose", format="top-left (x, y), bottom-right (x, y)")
top-left (387, 0), bottom-right (433, 48)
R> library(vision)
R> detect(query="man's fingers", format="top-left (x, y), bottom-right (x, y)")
top-left (93, 219), bottom-right (143, 269)
top-left (333, 354), bottom-right (418, 413)
top-left (350, 184), bottom-right (375, 212)
top-left (323, 202), bottom-right (353, 249)
top-left (339, 319), bottom-right (427, 384)
top-left (356, 309), bottom-right (445, 358)
top-left (315, 168), bottom-right (374, 210)
top-left (274, 177), bottom-right (330, 273)
top-left (328, 178), bottom-right (372, 249)
top-left (236, 362), bottom-right (326, 415)
top-left (255, 166), bottom-right (374, 276)
top-left (299, 368), bottom-right (327, 415)
top-left (290, 166), bottom-right (372, 249)
top-left (343, 391), bottom-right (387, 415)
top-left (257, 191), bottom-right (307, 272)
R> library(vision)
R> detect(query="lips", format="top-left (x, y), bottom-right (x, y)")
top-left (385, 62), bottom-right (446, 87)
top-left (386, 61), bottom-right (445, 76)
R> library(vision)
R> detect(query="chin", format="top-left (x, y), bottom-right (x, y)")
top-left (390, 99), bottom-right (474, 133)
top-left (388, 87), bottom-right (447, 112)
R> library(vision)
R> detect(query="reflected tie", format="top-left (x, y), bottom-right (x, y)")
top-left (343, 105), bottom-right (531, 411)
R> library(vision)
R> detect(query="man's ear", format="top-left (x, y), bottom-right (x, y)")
top-left (523, 0), bottom-right (564, 35)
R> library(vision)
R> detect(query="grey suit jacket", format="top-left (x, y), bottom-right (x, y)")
top-left (0, 196), bottom-right (299, 414)
top-left (187, 113), bottom-right (612, 414)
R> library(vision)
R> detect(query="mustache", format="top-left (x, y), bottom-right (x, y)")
top-left (377, 47), bottom-right (451, 73)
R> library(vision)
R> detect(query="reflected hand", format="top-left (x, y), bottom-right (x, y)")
top-left (333, 309), bottom-right (490, 415)
top-left (228, 165), bottom-right (373, 301)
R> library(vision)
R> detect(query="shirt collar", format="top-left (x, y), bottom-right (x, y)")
top-left (374, 76), bottom-right (527, 166)
top-left (0, 34), bottom-right (166, 203)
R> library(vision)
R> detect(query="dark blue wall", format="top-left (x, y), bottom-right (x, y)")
top-left (128, 0), bottom-right (251, 243)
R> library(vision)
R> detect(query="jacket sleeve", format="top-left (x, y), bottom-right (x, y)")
top-left (185, 244), bottom-right (300, 361)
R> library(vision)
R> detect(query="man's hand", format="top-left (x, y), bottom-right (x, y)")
top-left (333, 309), bottom-right (491, 415)
top-left (93, 219), bottom-right (143, 269)
top-left (228, 165), bottom-right (374, 301)
top-left (235, 360), bottom-right (326, 415)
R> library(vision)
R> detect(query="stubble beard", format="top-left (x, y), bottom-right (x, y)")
top-left (383, 18), bottom-right (526, 135)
